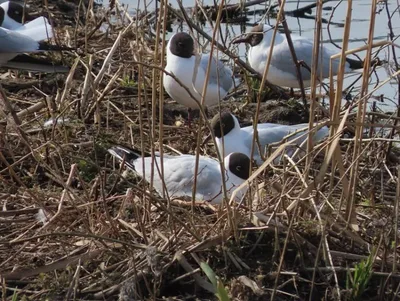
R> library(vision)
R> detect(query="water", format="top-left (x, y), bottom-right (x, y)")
top-left (121, 0), bottom-right (400, 112)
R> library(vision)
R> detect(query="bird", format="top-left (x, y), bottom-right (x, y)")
top-left (108, 145), bottom-right (250, 204)
top-left (211, 112), bottom-right (329, 166)
top-left (0, 1), bottom-right (36, 30)
top-left (0, 6), bottom-right (70, 73)
top-left (231, 23), bottom-right (381, 88)
top-left (163, 32), bottom-right (239, 111)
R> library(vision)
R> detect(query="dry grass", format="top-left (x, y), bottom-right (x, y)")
top-left (0, 0), bottom-right (400, 300)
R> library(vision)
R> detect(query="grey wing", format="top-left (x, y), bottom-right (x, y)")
top-left (243, 123), bottom-right (328, 164)
top-left (242, 123), bottom-right (284, 133)
top-left (257, 123), bottom-right (329, 147)
top-left (241, 124), bottom-right (285, 156)
top-left (271, 38), bottom-right (337, 81)
top-left (245, 123), bottom-right (308, 147)
top-left (312, 125), bottom-right (329, 143)
top-left (156, 156), bottom-right (223, 200)
top-left (193, 157), bottom-right (224, 200)
top-left (199, 53), bottom-right (234, 92)
top-left (16, 17), bottom-right (53, 42)
top-left (0, 27), bottom-right (39, 53)
top-left (134, 156), bottom-right (190, 197)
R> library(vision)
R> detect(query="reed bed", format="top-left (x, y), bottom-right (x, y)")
top-left (0, 0), bottom-right (399, 300)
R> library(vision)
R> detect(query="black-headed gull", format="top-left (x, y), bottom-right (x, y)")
top-left (0, 9), bottom-right (70, 73)
top-left (164, 32), bottom-right (239, 110)
top-left (232, 23), bottom-right (380, 88)
top-left (0, 1), bottom-right (35, 30)
top-left (211, 112), bottom-right (329, 165)
top-left (108, 145), bottom-right (250, 204)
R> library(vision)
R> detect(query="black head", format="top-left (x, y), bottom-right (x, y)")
top-left (169, 32), bottom-right (194, 58)
top-left (6, 2), bottom-right (35, 23)
top-left (231, 23), bottom-right (265, 47)
top-left (228, 152), bottom-right (251, 180)
top-left (0, 6), bottom-right (4, 25)
top-left (211, 112), bottom-right (236, 138)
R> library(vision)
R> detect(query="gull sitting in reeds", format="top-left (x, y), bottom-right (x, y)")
top-left (108, 145), bottom-right (250, 204)
top-left (232, 23), bottom-right (382, 88)
top-left (211, 112), bottom-right (329, 166)
top-left (0, 1), bottom-right (70, 73)
top-left (0, 1), bottom-right (36, 29)
top-left (164, 32), bottom-right (240, 119)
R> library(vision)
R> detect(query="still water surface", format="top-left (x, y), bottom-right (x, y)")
top-left (121, 0), bottom-right (400, 111)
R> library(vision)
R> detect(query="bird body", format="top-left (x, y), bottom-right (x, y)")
top-left (108, 145), bottom-right (250, 204)
top-left (13, 16), bottom-right (53, 41)
top-left (232, 24), bottom-right (376, 88)
top-left (164, 32), bottom-right (238, 109)
top-left (0, 1), bottom-right (53, 40)
top-left (0, 26), bottom-right (53, 65)
top-left (0, 1), bottom-right (35, 30)
top-left (211, 112), bottom-right (329, 165)
top-left (0, 3), bottom-right (69, 73)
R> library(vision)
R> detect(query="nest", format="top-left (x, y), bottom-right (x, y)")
top-left (0, 1), bottom-right (399, 300)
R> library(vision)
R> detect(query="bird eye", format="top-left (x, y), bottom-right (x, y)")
top-left (236, 166), bottom-right (241, 171)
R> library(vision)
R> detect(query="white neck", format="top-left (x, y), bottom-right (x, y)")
top-left (262, 28), bottom-right (285, 48)
top-left (2, 17), bottom-right (21, 30)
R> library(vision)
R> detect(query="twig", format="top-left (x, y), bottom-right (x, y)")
top-left (286, 0), bottom-right (333, 17)
top-left (276, 1), bottom-right (306, 102)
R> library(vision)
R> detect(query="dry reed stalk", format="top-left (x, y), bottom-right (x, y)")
top-left (309, 237), bottom-right (324, 300)
top-left (149, 0), bottom-right (164, 213)
top-left (80, 54), bottom-right (93, 118)
top-left (287, 111), bottom-right (349, 212)
top-left (250, 9), bottom-right (281, 118)
top-left (175, 0), bottom-right (239, 237)
top-left (39, 164), bottom-right (77, 231)
top-left (174, 251), bottom-right (215, 293)
top-left (159, 0), bottom-right (168, 213)
top-left (230, 120), bottom-right (330, 204)
top-left (346, 0), bottom-right (377, 228)
top-left (383, 1), bottom-right (400, 160)
top-left (306, 0), bottom-right (323, 177)
top-left (394, 166), bottom-right (400, 275)
top-left (282, 155), bottom-right (325, 238)
top-left (277, 0), bottom-right (307, 100)
top-left (135, 28), bottom-right (152, 238)
top-left (269, 199), bottom-right (298, 300)
top-left (247, 1), bottom-right (285, 223)
top-left (326, 0), bottom-right (353, 240)
top-left (58, 58), bottom-right (79, 110)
